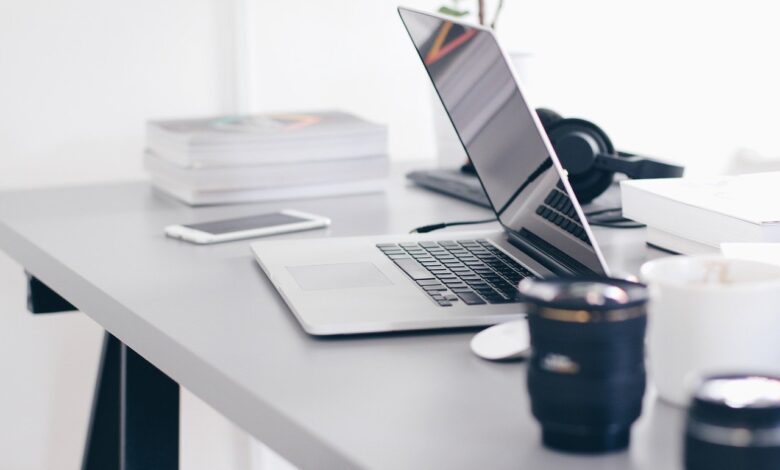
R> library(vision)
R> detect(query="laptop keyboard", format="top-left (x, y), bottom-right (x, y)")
top-left (377, 239), bottom-right (535, 307)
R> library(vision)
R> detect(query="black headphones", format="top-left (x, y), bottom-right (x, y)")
top-left (534, 108), bottom-right (684, 203)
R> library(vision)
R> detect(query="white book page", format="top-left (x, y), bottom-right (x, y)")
top-left (624, 172), bottom-right (780, 225)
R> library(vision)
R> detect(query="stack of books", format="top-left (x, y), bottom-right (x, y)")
top-left (145, 111), bottom-right (389, 205)
top-left (621, 172), bottom-right (780, 254)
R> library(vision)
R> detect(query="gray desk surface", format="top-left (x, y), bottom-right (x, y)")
top-left (0, 168), bottom-right (681, 470)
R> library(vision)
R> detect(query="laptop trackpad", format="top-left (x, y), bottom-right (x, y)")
top-left (287, 263), bottom-right (393, 290)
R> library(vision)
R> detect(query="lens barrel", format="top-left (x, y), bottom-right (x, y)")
top-left (685, 375), bottom-right (780, 470)
top-left (519, 278), bottom-right (648, 453)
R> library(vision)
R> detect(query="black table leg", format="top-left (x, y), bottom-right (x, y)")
top-left (81, 332), bottom-right (180, 470)
top-left (83, 333), bottom-right (121, 470)
top-left (120, 342), bottom-right (179, 470)
top-left (25, 274), bottom-right (180, 469)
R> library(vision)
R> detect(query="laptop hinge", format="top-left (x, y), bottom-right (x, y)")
top-left (506, 229), bottom-right (597, 277)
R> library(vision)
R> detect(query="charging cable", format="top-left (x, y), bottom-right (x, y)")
top-left (584, 207), bottom-right (645, 229)
top-left (409, 207), bottom-right (643, 234)
top-left (409, 218), bottom-right (497, 234)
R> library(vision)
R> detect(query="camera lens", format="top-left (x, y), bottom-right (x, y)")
top-left (518, 278), bottom-right (648, 453)
top-left (685, 375), bottom-right (780, 470)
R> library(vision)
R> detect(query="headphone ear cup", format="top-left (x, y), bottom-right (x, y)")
top-left (535, 108), bottom-right (563, 133)
top-left (545, 118), bottom-right (616, 204)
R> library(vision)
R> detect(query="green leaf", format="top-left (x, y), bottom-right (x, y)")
top-left (437, 6), bottom-right (470, 17)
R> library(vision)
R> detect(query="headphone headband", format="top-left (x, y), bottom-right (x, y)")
top-left (536, 109), bottom-right (684, 203)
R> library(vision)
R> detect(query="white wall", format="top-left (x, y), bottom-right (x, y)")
top-left (248, 0), bottom-right (443, 160)
top-left (249, 0), bottom-right (780, 174)
top-left (493, 0), bottom-right (780, 175)
top-left (0, 0), bottom-right (234, 189)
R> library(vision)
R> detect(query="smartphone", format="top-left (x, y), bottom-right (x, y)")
top-left (164, 210), bottom-right (330, 244)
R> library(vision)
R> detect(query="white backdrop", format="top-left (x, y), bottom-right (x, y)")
top-left (251, 0), bottom-right (780, 174)
top-left (2, 1), bottom-right (780, 469)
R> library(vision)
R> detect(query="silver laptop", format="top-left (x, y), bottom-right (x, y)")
top-left (251, 7), bottom-right (609, 335)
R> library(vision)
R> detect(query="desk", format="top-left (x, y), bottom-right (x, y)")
top-left (0, 169), bottom-right (680, 470)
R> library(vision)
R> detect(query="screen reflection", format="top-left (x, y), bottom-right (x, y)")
top-left (400, 9), bottom-right (606, 275)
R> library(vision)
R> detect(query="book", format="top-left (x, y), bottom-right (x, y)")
top-left (144, 151), bottom-right (388, 192)
top-left (621, 172), bottom-right (780, 254)
top-left (146, 111), bottom-right (387, 167)
top-left (645, 227), bottom-right (719, 255)
top-left (151, 175), bottom-right (387, 206)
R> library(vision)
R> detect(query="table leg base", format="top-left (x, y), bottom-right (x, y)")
top-left (82, 332), bottom-right (180, 470)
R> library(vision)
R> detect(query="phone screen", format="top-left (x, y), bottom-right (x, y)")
top-left (184, 213), bottom-right (308, 235)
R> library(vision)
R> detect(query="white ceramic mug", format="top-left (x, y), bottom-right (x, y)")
top-left (641, 255), bottom-right (780, 407)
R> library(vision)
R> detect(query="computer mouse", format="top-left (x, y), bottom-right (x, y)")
top-left (470, 319), bottom-right (531, 361)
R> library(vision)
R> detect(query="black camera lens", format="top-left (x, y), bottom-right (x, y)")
top-left (685, 375), bottom-right (780, 470)
top-left (518, 278), bottom-right (648, 453)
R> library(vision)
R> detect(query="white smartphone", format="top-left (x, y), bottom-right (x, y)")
top-left (164, 209), bottom-right (330, 244)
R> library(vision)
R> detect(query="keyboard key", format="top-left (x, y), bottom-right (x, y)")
top-left (376, 243), bottom-right (398, 248)
top-left (450, 286), bottom-right (472, 293)
top-left (457, 291), bottom-right (486, 305)
top-left (423, 285), bottom-right (447, 291)
top-left (437, 300), bottom-right (453, 307)
top-left (388, 254), bottom-right (411, 260)
top-left (417, 279), bottom-right (442, 286)
top-left (394, 258), bottom-right (434, 281)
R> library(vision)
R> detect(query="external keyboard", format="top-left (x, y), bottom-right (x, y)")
top-left (377, 239), bottom-right (535, 307)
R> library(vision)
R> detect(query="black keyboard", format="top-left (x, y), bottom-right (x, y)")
top-left (535, 182), bottom-right (589, 243)
top-left (406, 169), bottom-right (491, 208)
top-left (377, 239), bottom-right (535, 307)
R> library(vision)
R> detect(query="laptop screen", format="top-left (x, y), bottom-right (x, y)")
top-left (399, 8), bottom-right (607, 276)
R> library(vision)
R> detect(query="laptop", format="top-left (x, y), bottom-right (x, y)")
top-left (251, 7), bottom-right (609, 335)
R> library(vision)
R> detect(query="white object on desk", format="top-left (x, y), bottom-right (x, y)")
top-left (145, 151), bottom-right (388, 192)
top-left (721, 242), bottom-right (780, 265)
top-left (152, 175), bottom-right (387, 206)
top-left (641, 255), bottom-right (780, 407)
top-left (621, 172), bottom-right (780, 254)
top-left (165, 209), bottom-right (330, 244)
top-left (470, 319), bottom-right (531, 361)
